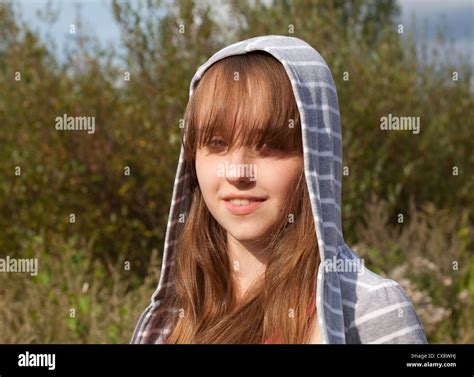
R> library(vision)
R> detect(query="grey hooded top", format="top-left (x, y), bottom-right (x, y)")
top-left (131, 35), bottom-right (428, 344)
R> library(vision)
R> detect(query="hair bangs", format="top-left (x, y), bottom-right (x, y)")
top-left (183, 51), bottom-right (302, 161)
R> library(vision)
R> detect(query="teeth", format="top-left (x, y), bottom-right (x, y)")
top-left (229, 199), bottom-right (252, 206)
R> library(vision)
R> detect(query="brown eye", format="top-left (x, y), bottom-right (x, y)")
top-left (207, 138), bottom-right (228, 150)
top-left (262, 142), bottom-right (284, 151)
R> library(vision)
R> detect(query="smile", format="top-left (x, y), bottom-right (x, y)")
top-left (223, 198), bottom-right (266, 215)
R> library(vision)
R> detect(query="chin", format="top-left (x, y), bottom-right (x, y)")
top-left (227, 227), bottom-right (270, 243)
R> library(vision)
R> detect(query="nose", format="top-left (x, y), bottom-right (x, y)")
top-left (224, 147), bottom-right (257, 184)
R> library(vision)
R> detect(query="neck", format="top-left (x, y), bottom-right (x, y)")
top-left (227, 234), bottom-right (270, 302)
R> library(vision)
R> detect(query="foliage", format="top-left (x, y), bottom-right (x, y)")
top-left (355, 197), bottom-right (473, 343)
top-left (0, 233), bottom-right (160, 343)
top-left (0, 0), bottom-right (472, 343)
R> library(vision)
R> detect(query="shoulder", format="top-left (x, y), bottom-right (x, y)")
top-left (335, 245), bottom-right (428, 344)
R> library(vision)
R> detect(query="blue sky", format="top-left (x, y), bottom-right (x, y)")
top-left (13, 0), bottom-right (120, 54)
top-left (12, 0), bottom-right (474, 67)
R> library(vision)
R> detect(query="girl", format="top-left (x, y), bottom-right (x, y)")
top-left (131, 35), bottom-right (427, 344)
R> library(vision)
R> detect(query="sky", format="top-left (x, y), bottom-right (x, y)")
top-left (11, 0), bottom-right (474, 68)
top-left (398, 0), bottom-right (473, 65)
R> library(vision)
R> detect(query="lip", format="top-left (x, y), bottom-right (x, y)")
top-left (222, 194), bottom-right (267, 201)
top-left (223, 198), bottom-right (266, 215)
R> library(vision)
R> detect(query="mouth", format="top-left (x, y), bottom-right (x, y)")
top-left (223, 198), bottom-right (267, 215)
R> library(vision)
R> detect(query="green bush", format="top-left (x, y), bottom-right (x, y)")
top-left (0, 233), bottom-right (160, 343)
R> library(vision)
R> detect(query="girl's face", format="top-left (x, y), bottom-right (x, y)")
top-left (195, 140), bottom-right (303, 245)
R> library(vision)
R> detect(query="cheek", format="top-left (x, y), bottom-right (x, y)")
top-left (258, 158), bottom-right (303, 199)
top-left (195, 153), bottom-right (220, 196)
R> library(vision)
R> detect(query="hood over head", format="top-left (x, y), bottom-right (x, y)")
top-left (131, 35), bottom-right (427, 345)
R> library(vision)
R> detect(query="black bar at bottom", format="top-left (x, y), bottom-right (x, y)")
top-left (0, 344), bottom-right (471, 377)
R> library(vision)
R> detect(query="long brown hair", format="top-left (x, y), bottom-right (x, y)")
top-left (157, 51), bottom-right (320, 343)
